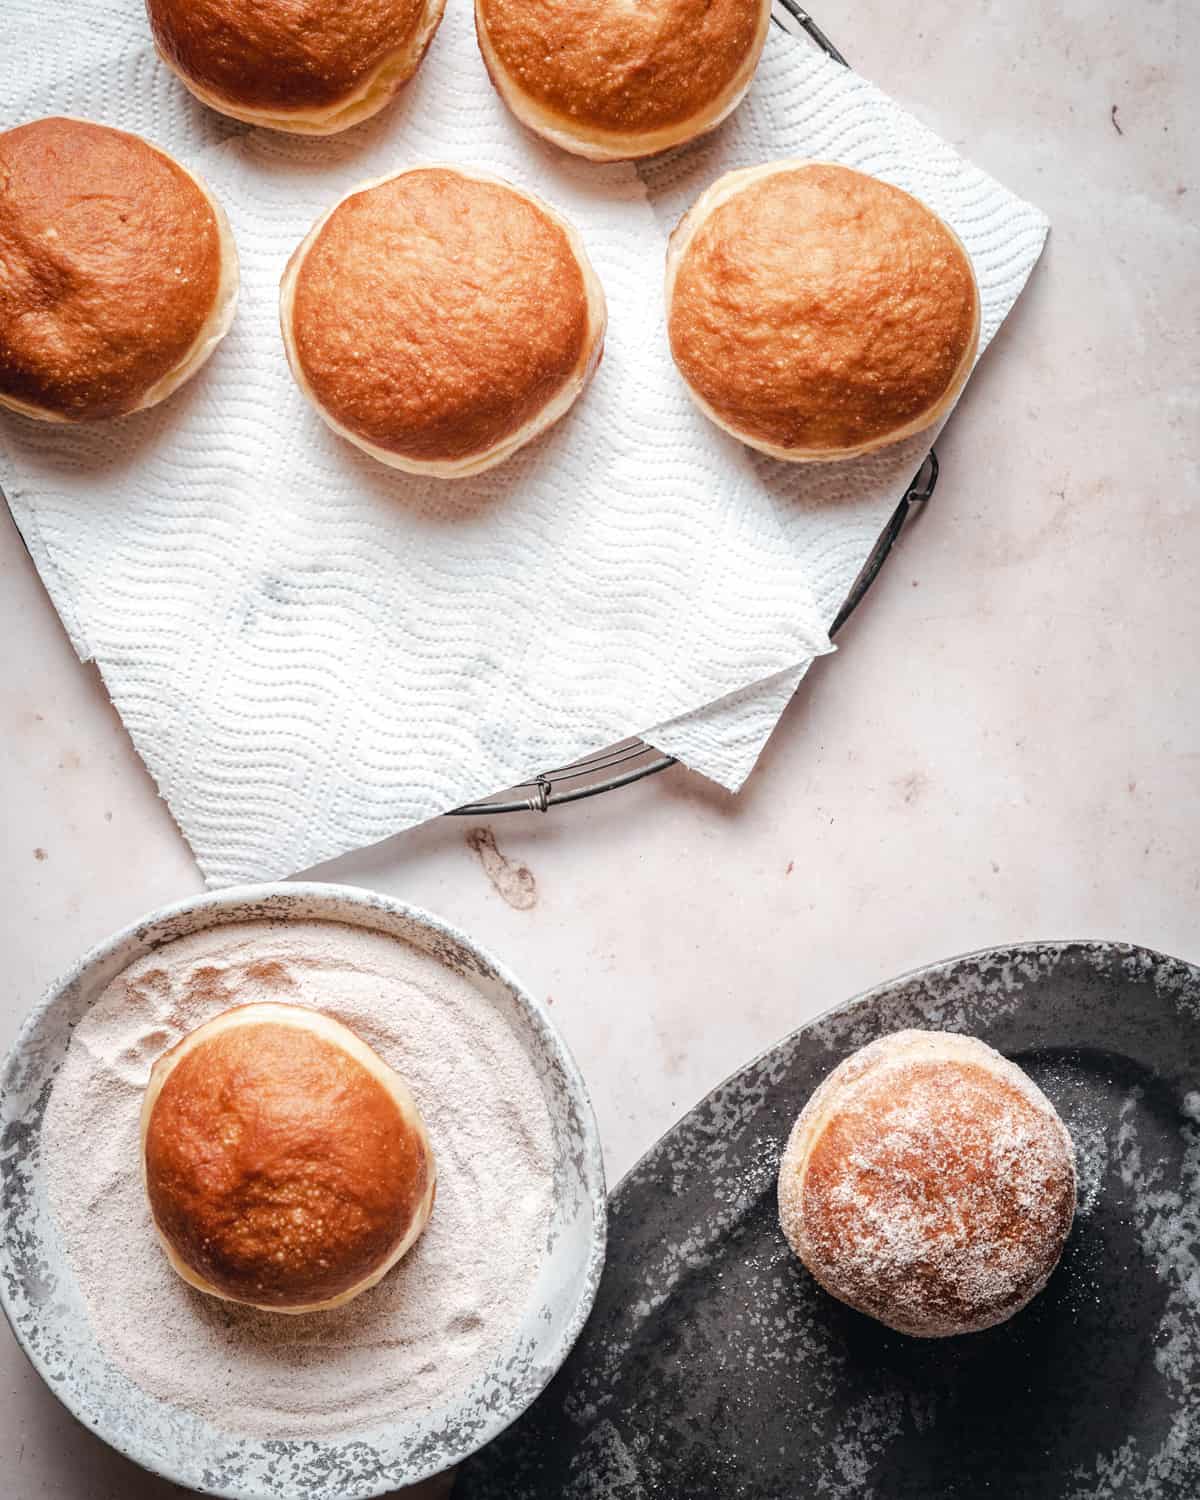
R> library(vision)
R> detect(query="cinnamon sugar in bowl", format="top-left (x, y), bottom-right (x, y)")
top-left (0, 883), bottom-right (606, 1498)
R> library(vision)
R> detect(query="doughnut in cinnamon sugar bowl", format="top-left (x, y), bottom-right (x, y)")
top-left (475, 0), bottom-right (771, 161)
top-left (145, 0), bottom-right (446, 135)
top-left (141, 1001), bottom-right (435, 1312)
top-left (0, 117), bottom-right (238, 423)
top-left (777, 1030), bottom-right (1076, 1337)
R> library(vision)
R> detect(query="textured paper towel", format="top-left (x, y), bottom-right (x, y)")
top-left (0, 0), bottom-right (832, 885)
top-left (0, 2), bottom-right (1046, 884)
top-left (643, 20), bottom-right (1049, 784)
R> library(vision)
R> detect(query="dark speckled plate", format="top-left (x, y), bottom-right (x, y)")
top-left (455, 942), bottom-right (1200, 1500)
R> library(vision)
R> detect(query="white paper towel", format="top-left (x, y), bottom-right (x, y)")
top-left (643, 21), bottom-right (1049, 784)
top-left (0, 0), bottom-right (834, 884)
top-left (0, 1), bottom-right (1046, 885)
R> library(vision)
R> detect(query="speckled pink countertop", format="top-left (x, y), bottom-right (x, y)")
top-left (2, 1), bottom-right (1197, 1494)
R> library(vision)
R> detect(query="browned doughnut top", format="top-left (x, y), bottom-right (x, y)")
top-left (0, 117), bottom-right (222, 420)
top-left (147, 0), bottom-right (429, 111)
top-left (287, 168), bottom-right (590, 463)
top-left (668, 163), bottom-right (980, 455)
top-left (779, 1032), bottom-right (1077, 1337)
top-left (144, 1014), bottom-right (433, 1308)
top-left (478, 0), bottom-right (764, 135)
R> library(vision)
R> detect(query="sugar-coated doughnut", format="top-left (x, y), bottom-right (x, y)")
top-left (778, 1030), bottom-right (1076, 1337)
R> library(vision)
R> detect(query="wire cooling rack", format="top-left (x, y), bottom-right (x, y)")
top-left (449, 5), bottom-right (938, 818)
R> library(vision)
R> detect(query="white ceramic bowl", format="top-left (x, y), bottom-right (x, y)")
top-left (0, 883), bottom-right (607, 1497)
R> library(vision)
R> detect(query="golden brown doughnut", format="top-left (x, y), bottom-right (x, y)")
top-left (146, 0), bottom-right (446, 135)
top-left (666, 161), bottom-right (981, 460)
top-left (475, 0), bottom-right (770, 160)
top-left (778, 1030), bottom-right (1076, 1337)
top-left (0, 117), bottom-right (238, 423)
top-left (280, 165), bottom-right (606, 476)
top-left (141, 1002), bottom-right (435, 1312)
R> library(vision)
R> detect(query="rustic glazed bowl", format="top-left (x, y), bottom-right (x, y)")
top-left (0, 882), bottom-right (607, 1498)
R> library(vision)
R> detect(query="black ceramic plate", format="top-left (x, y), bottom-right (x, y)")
top-left (455, 942), bottom-right (1200, 1500)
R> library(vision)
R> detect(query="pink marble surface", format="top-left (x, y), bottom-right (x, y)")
top-left (1, 1), bottom-right (1197, 1493)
